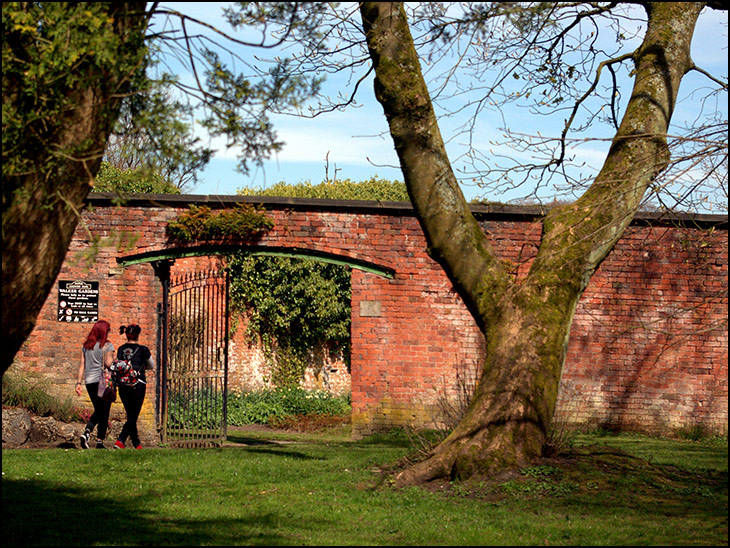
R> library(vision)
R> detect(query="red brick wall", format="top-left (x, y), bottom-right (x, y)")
top-left (12, 195), bottom-right (728, 440)
top-left (560, 224), bottom-right (728, 433)
top-left (14, 209), bottom-right (163, 431)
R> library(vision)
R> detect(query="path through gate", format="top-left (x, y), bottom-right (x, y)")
top-left (159, 268), bottom-right (229, 447)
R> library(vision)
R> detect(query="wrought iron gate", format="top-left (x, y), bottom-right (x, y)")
top-left (158, 268), bottom-right (229, 447)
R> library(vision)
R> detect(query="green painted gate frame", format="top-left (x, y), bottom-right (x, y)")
top-left (117, 244), bottom-right (396, 279)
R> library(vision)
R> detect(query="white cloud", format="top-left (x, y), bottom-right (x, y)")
top-left (207, 101), bottom-right (400, 170)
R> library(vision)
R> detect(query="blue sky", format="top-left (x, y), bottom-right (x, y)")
top-left (155, 3), bottom-right (728, 206)
top-left (194, 95), bottom-right (405, 196)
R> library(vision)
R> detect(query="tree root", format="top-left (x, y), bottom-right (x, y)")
top-left (395, 420), bottom-right (545, 487)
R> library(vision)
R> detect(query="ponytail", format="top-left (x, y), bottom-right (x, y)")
top-left (120, 324), bottom-right (142, 340)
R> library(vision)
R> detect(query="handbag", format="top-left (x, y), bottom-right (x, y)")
top-left (101, 385), bottom-right (117, 403)
top-left (97, 366), bottom-right (117, 403)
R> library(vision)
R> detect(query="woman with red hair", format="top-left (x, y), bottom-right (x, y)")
top-left (75, 320), bottom-right (115, 449)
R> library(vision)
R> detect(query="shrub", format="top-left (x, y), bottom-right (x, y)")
top-left (92, 161), bottom-right (181, 194)
top-left (227, 391), bottom-right (286, 425)
top-left (227, 388), bottom-right (350, 426)
top-left (2, 370), bottom-right (77, 422)
top-left (167, 203), bottom-right (273, 242)
top-left (166, 385), bottom-right (224, 429)
top-left (237, 177), bottom-right (408, 201)
top-left (161, 387), bottom-right (350, 429)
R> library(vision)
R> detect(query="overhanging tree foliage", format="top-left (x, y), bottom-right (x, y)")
top-left (229, 254), bottom-right (352, 388)
top-left (2, 2), bottom-right (149, 376)
top-left (102, 82), bottom-right (212, 193)
top-left (1, 2), bottom-right (324, 376)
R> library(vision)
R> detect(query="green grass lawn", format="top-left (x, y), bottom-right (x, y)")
top-left (2, 427), bottom-right (727, 546)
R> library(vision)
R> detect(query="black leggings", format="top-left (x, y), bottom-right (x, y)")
top-left (118, 383), bottom-right (146, 446)
top-left (84, 382), bottom-right (111, 440)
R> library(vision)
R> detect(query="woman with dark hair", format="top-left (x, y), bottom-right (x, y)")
top-left (76, 320), bottom-right (115, 449)
top-left (114, 324), bottom-right (154, 449)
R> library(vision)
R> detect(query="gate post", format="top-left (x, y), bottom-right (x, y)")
top-left (152, 259), bottom-right (174, 443)
top-left (224, 268), bottom-right (230, 440)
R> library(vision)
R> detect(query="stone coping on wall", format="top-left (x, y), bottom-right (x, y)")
top-left (86, 192), bottom-right (728, 229)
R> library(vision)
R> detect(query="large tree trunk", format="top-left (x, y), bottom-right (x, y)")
top-left (359, 2), bottom-right (703, 484)
top-left (1, 3), bottom-right (148, 376)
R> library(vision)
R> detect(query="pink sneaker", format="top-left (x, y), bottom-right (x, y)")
top-left (113, 440), bottom-right (125, 449)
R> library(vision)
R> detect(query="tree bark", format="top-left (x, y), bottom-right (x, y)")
top-left (2, 3), bottom-right (149, 376)
top-left (359, 1), bottom-right (703, 484)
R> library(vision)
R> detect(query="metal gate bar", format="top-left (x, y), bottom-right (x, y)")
top-left (160, 268), bottom-right (229, 447)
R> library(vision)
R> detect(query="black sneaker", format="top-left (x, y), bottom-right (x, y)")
top-left (80, 431), bottom-right (90, 449)
top-left (95, 441), bottom-right (106, 449)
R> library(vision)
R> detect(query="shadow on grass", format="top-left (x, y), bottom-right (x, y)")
top-left (226, 434), bottom-right (281, 446)
top-left (2, 478), bottom-right (317, 546)
top-left (244, 446), bottom-right (327, 460)
top-left (224, 434), bottom-right (327, 461)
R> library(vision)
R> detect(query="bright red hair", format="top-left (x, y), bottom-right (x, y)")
top-left (82, 320), bottom-right (111, 350)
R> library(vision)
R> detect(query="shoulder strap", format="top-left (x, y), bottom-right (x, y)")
top-left (128, 345), bottom-right (142, 370)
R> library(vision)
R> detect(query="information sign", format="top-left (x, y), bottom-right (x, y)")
top-left (58, 281), bottom-right (99, 322)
